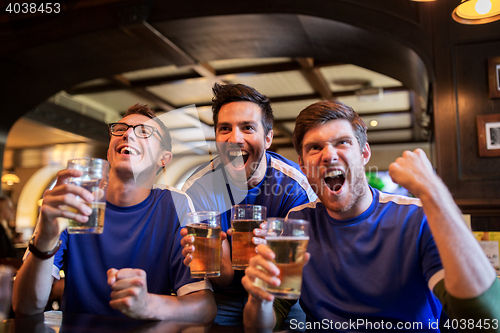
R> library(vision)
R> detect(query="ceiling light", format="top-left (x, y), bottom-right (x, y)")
top-left (452, 0), bottom-right (500, 24)
top-left (370, 120), bottom-right (379, 127)
top-left (1, 173), bottom-right (20, 186)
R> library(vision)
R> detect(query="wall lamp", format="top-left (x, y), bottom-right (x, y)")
top-left (452, 0), bottom-right (500, 24)
top-left (1, 173), bottom-right (20, 186)
top-left (412, 0), bottom-right (500, 24)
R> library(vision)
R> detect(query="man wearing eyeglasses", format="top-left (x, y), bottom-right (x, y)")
top-left (13, 104), bottom-right (216, 322)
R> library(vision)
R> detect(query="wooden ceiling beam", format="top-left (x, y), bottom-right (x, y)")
top-left (268, 93), bottom-right (322, 104)
top-left (66, 60), bottom-right (407, 99)
top-left (354, 109), bottom-right (412, 118)
top-left (111, 75), bottom-right (177, 111)
top-left (194, 85), bottom-right (407, 108)
top-left (329, 86), bottom-right (407, 99)
top-left (267, 86), bottom-right (409, 105)
top-left (120, 21), bottom-right (196, 66)
top-left (191, 62), bottom-right (227, 86)
top-left (296, 57), bottom-right (333, 100)
top-left (216, 61), bottom-right (301, 76)
top-left (25, 102), bottom-right (109, 145)
top-left (118, 21), bottom-right (228, 112)
top-left (193, 92), bottom-right (322, 108)
top-left (274, 110), bottom-right (412, 126)
top-left (272, 122), bottom-right (293, 139)
top-left (269, 139), bottom-right (428, 151)
top-left (312, 61), bottom-right (347, 68)
top-left (66, 61), bottom-right (302, 95)
top-left (131, 88), bottom-right (176, 112)
top-left (192, 62), bottom-right (216, 77)
top-left (65, 72), bottom-right (200, 95)
top-left (366, 126), bottom-right (413, 133)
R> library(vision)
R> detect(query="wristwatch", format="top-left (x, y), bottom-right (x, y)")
top-left (28, 236), bottom-right (62, 260)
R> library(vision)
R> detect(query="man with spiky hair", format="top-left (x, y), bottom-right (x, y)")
top-left (13, 104), bottom-right (216, 322)
top-left (242, 100), bottom-right (500, 331)
top-left (181, 83), bottom-right (316, 325)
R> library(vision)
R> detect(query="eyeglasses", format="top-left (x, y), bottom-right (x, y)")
top-left (108, 123), bottom-right (164, 143)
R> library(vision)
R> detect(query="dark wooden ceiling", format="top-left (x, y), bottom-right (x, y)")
top-left (0, 0), bottom-right (438, 154)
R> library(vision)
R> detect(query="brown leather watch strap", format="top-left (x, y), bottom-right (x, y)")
top-left (28, 237), bottom-right (62, 260)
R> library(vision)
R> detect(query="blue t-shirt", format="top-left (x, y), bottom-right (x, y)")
top-left (288, 188), bottom-right (443, 332)
top-left (52, 188), bottom-right (208, 317)
top-left (182, 151), bottom-right (317, 232)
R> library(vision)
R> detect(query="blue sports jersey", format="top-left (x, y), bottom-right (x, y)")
top-left (182, 151), bottom-right (317, 232)
top-left (288, 188), bottom-right (443, 332)
top-left (52, 188), bottom-right (210, 317)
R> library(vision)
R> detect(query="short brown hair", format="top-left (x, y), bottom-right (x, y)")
top-left (122, 104), bottom-right (172, 152)
top-left (292, 100), bottom-right (367, 156)
top-left (212, 83), bottom-right (273, 136)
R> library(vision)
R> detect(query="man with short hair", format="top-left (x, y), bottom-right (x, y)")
top-left (181, 83), bottom-right (316, 325)
top-left (242, 100), bottom-right (500, 331)
top-left (13, 104), bottom-right (216, 322)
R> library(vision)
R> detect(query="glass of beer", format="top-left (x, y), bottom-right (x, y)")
top-left (66, 158), bottom-right (109, 234)
top-left (265, 218), bottom-right (309, 299)
top-left (231, 204), bottom-right (267, 270)
top-left (186, 211), bottom-right (222, 278)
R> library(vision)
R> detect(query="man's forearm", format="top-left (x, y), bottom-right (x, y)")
top-left (243, 296), bottom-right (276, 328)
top-left (12, 254), bottom-right (56, 315)
top-left (420, 178), bottom-right (496, 298)
top-left (144, 290), bottom-right (216, 323)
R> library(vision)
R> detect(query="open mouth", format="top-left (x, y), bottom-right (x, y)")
top-left (118, 146), bottom-right (140, 156)
top-left (227, 150), bottom-right (248, 169)
top-left (324, 170), bottom-right (345, 192)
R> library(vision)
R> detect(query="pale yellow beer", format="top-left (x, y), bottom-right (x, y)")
top-left (231, 205), bottom-right (267, 270)
top-left (265, 236), bottom-right (309, 299)
top-left (68, 201), bottom-right (106, 234)
top-left (265, 218), bottom-right (309, 299)
top-left (66, 158), bottom-right (109, 234)
top-left (231, 219), bottom-right (265, 269)
top-left (186, 223), bottom-right (221, 278)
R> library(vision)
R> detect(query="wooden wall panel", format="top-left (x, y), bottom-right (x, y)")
top-left (454, 41), bottom-right (500, 183)
top-left (433, 0), bottom-right (500, 218)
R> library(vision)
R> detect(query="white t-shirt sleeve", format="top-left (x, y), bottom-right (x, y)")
top-left (176, 278), bottom-right (213, 296)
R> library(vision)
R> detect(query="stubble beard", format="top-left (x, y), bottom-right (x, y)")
top-left (322, 166), bottom-right (369, 216)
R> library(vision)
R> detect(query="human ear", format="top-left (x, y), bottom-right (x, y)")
top-left (158, 151), bottom-right (173, 168)
top-left (264, 129), bottom-right (273, 149)
top-left (362, 143), bottom-right (371, 165)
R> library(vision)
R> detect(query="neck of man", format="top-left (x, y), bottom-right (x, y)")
top-left (326, 181), bottom-right (373, 221)
top-left (106, 168), bottom-right (154, 207)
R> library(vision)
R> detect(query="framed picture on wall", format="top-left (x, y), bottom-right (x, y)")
top-left (477, 114), bottom-right (500, 157)
top-left (488, 57), bottom-right (500, 99)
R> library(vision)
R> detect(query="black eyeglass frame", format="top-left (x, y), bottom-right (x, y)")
top-left (108, 122), bottom-right (165, 144)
